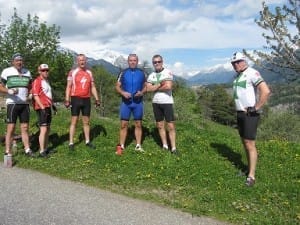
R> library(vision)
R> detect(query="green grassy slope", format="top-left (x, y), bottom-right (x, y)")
top-left (2, 108), bottom-right (299, 225)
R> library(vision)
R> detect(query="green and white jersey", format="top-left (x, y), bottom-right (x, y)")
top-left (233, 67), bottom-right (264, 111)
top-left (1, 66), bottom-right (32, 104)
top-left (147, 68), bottom-right (174, 104)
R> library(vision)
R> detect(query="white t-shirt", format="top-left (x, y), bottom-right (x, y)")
top-left (233, 67), bottom-right (264, 111)
top-left (147, 68), bottom-right (174, 104)
top-left (1, 66), bottom-right (32, 104)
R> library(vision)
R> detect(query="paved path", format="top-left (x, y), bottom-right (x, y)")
top-left (0, 165), bottom-right (231, 225)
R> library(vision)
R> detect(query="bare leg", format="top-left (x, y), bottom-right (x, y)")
top-left (69, 116), bottom-right (78, 144)
top-left (39, 126), bottom-right (49, 152)
top-left (119, 120), bottom-right (129, 147)
top-left (20, 122), bottom-right (30, 151)
top-left (82, 116), bottom-right (90, 142)
top-left (134, 120), bottom-right (142, 145)
top-left (5, 123), bottom-right (16, 154)
top-left (167, 122), bottom-right (176, 150)
top-left (156, 121), bottom-right (168, 147)
top-left (242, 139), bottom-right (258, 179)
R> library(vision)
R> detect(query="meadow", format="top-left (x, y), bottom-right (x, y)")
top-left (2, 107), bottom-right (299, 225)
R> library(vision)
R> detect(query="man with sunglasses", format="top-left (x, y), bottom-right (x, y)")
top-left (231, 52), bottom-right (270, 187)
top-left (0, 53), bottom-right (33, 167)
top-left (146, 55), bottom-right (178, 155)
top-left (31, 64), bottom-right (56, 157)
top-left (115, 54), bottom-right (147, 154)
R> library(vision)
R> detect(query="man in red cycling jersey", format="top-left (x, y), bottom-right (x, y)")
top-left (64, 54), bottom-right (100, 150)
top-left (32, 64), bottom-right (57, 157)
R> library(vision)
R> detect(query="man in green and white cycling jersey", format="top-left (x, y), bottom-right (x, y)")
top-left (0, 53), bottom-right (33, 166)
top-left (231, 52), bottom-right (271, 186)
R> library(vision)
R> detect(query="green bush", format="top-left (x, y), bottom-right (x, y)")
top-left (258, 111), bottom-right (300, 142)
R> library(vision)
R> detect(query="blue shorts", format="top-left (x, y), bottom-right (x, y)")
top-left (120, 101), bottom-right (143, 121)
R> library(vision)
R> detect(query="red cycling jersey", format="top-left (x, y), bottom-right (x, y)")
top-left (67, 68), bottom-right (94, 98)
top-left (31, 76), bottom-right (53, 110)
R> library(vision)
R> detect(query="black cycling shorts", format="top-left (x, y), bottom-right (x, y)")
top-left (237, 111), bottom-right (260, 140)
top-left (36, 107), bottom-right (52, 126)
top-left (6, 104), bottom-right (30, 124)
top-left (70, 96), bottom-right (91, 116)
top-left (152, 103), bottom-right (175, 122)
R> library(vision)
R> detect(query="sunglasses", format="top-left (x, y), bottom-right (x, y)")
top-left (40, 69), bottom-right (49, 72)
top-left (153, 61), bottom-right (162, 65)
top-left (231, 60), bottom-right (243, 64)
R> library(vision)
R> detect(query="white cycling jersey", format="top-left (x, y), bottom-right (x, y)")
top-left (1, 66), bottom-right (32, 104)
top-left (233, 67), bottom-right (264, 111)
top-left (147, 68), bottom-right (174, 104)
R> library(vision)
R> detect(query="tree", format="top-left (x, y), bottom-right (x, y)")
top-left (0, 9), bottom-right (73, 100)
top-left (196, 85), bottom-right (236, 126)
top-left (245, 0), bottom-right (300, 82)
top-left (92, 65), bottom-right (120, 117)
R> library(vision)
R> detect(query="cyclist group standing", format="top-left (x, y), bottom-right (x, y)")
top-left (0, 51), bottom-right (270, 187)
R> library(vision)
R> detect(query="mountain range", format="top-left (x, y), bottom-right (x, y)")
top-left (186, 63), bottom-right (284, 86)
top-left (64, 48), bottom-right (284, 86)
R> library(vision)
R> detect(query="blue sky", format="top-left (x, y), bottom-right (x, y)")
top-left (0, 0), bottom-right (286, 77)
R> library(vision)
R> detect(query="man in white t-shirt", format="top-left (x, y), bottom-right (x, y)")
top-left (146, 55), bottom-right (178, 154)
top-left (231, 52), bottom-right (271, 186)
top-left (0, 53), bottom-right (33, 166)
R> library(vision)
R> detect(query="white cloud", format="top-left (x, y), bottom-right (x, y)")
top-left (0, 0), bottom-right (288, 74)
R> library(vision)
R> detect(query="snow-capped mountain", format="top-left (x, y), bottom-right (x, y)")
top-left (187, 64), bottom-right (235, 86)
top-left (59, 47), bottom-right (284, 85)
top-left (92, 49), bottom-right (127, 65)
top-left (187, 61), bottom-right (283, 86)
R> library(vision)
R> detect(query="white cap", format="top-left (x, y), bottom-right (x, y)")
top-left (39, 64), bottom-right (49, 70)
top-left (12, 53), bottom-right (23, 61)
top-left (231, 52), bottom-right (247, 63)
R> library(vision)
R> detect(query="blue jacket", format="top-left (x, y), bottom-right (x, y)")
top-left (118, 68), bottom-right (145, 103)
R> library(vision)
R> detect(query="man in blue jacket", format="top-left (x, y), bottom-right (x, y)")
top-left (115, 54), bottom-right (147, 154)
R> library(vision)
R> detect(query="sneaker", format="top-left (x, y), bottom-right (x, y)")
top-left (245, 177), bottom-right (256, 187)
top-left (171, 149), bottom-right (180, 155)
top-left (69, 144), bottom-right (74, 151)
top-left (135, 145), bottom-right (144, 152)
top-left (25, 150), bottom-right (34, 157)
top-left (162, 145), bottom-right (169, 151)
top-left (115, 145), bottom-right (123, 155)
top-left (86, 142), bottom-right (96, 149)
top-left (39, 151), bottom-right (48, 158)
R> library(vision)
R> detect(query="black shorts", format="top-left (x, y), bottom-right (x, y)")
top-left (152, 103), bottom-right (175, 122)
top-left (36, 107), bottom-right (52, 126)
top-left (70, 96), bottom-right (91, 116)
top-left (6, 104), bottom-right (30, 124)
top-left (237, 111), bottom-right (260, 140)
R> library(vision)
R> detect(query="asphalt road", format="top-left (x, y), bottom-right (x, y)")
top-left (0, 164), bottom-right (231, 225)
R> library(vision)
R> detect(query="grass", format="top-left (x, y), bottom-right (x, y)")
top-left (1, 107), bottom-right (300, 225)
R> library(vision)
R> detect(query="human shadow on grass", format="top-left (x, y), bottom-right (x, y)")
top-left (123, 125), bottom-right (150, 148)
top-left (29, 130), bottom-right (68, 153)
top-left (210, 142), bottom-right (248, 174)
top-left (78, 124), bottom-right (107, 143)
top-left (150, 127), bottom-right (171, 149)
